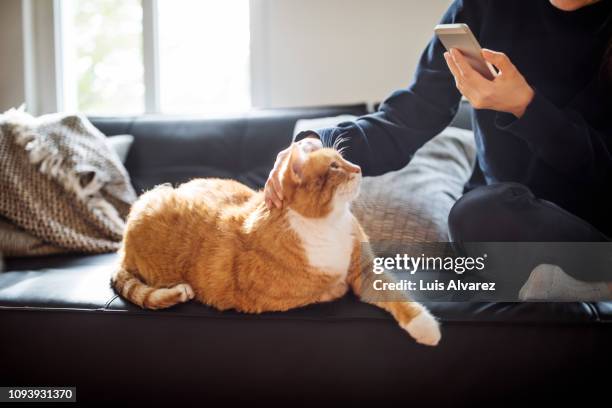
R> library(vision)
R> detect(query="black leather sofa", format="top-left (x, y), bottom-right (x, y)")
top-left (1, 102), bottom-right (611, 405)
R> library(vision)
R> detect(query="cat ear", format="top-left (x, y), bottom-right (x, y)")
top-left (284, 143), bottom-right (305, 184)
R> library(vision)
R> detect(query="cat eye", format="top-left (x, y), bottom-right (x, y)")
top-left (330, 161), bottom-right (339, 169)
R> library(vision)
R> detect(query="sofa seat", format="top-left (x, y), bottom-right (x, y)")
top-left (1, 252), bottom-right (608, 323)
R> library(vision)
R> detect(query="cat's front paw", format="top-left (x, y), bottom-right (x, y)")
top-left (401, 311), bottom-right (441, 346)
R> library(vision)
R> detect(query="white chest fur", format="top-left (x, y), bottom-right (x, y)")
top-left (286, 205), bottom-right (355, 276)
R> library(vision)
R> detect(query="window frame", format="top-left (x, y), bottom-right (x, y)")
top-left (142, 0), bottom-right (160, 113)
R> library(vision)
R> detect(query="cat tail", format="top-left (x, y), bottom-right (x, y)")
top-left (111, 267), bottom-right (195, 310)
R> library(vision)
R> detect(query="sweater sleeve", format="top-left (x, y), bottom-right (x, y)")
top-left (494, 86), bottom-right (612, 183)
top-left (294, 0), bottom-right (488, 176)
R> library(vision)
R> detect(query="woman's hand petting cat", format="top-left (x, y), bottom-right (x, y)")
top-left (265, 137), bottom-right (323, 209)
top-left (444, 48), bottom-right (534, 118)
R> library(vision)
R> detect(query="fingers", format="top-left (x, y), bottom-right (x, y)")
top-left (450, 49), bottom-right (479, 80)
top-left (448, 48), bottom-right (471, 78)
top-left (264, 177), bottom-right (283, 209)
top-left (444, 51), bottom-right (463, 86)
top-left (297, 136), bottom-right (323, 153)
top-left (270, 169), bottom-right (283, 201)
top-left (481, 49), bottom-right (514, 73)
top-left (264, 171), bottom-right (283, 209)
top-left (444, 50), bottom-right (477, 92)
top-left (263, 138), bottom-right (322, 209)
top-left (451, 49), bottom-right (491, 89)
top-left (265, 147), bottom-right (291, 209)
top-left (264, 169), bottom-right (283, 209)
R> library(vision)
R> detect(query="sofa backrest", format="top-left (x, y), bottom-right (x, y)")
top-left (90, 101), bottom-right (472, 193)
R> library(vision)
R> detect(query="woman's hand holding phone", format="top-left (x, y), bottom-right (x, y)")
top-left (444, 48), bottom-right (534, 118)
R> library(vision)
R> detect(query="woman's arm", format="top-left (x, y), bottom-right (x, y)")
top-left (264, 0), bottom-right (488, 208)
top-left (494, 86), bottom-right (612, 182)
top-left (447, 47), bottom-right (612, 183)
top-left (293, 0), bottom-right (488, 177)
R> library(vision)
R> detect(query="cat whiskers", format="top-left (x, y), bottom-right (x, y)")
top-left (332, 136), bottom-right (349, 157)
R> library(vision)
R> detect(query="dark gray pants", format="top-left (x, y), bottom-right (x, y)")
top-left (448, 182), bottom-right (610, 286)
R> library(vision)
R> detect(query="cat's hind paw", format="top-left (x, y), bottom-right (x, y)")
top-left (401, 311), bottom-right (441, 346)
top-left (176, 283), bottom-right (195, 302)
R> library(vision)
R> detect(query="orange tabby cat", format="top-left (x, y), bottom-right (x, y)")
top-left (111, 144), bottom-right (441, 346)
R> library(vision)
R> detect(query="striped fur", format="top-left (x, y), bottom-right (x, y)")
top-left (111, 267), bottom-right (194, 309)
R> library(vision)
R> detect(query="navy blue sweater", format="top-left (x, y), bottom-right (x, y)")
top-left (297, 0), bottom-right (612, 234)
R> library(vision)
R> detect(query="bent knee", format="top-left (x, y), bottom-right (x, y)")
top-left (448, 183), bottom-right (534, 242)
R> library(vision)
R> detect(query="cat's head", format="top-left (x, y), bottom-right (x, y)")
top-left (280, 144), bottom-right (361, 218)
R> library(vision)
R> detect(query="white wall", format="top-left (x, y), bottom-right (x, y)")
top-left (0, 0), bottom-right (25, 111)
top-left (251, 0), bottom-right (451, 108)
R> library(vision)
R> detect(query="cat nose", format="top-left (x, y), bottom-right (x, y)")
top-left (345, 163), bottom-right (361, 174)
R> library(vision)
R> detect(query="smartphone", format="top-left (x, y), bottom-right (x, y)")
top-left (435, 23), bottom-right (497, 80)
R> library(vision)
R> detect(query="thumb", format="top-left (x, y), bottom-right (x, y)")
top-left (481, 49), bottom-right (514, 72)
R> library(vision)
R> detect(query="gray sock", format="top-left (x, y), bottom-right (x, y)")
top-left (519, 264), bottom-right (612, 301)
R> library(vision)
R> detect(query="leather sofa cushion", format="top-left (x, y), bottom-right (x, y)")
top-left (1, 253), bottom-right (607, 324)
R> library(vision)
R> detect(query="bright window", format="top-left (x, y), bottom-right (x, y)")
top-left (157, 0), bottom-right (251, 114)
top-left (61, 0), bottom-right (251, 115)
top-left (63, 0), bottom-right (144, 114)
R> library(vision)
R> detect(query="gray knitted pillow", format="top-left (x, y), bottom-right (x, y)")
top-left (351, 127), bottom-right (476, 248)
